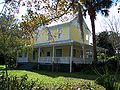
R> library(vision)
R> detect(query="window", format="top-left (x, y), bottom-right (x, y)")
top-left (73, 49), bottom-right (76, 57)
top-left (86, 35), bottom-right (89, 40)
top-left (24, 52), bottom-right (27, 57)
top-left (19, 52), bottom-right (22, 57)
top-left (58, 26), bottom-right (62, 39)
top-left (58, 33), bottom-right (62, 39)
top-left (56, 49), bottom-right (62, 57)
top-left (80, 50), bottom-right (83, 58)
top-left (47, 52), bottom-right (50, 57)
top-left (33, 50), bottom-right (36, 60)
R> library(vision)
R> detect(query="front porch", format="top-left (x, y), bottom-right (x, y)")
top-left (17, 41), bottom-right (93, 72)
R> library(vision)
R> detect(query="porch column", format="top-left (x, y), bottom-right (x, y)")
top-left (52, 45), bottom-right (55, 72)
top-left (38, 47), bottom-right (40, 69)
top-left (70, 45), bottom-right (73, 73)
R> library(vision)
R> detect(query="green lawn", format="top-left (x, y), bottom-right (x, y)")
top-left (0, 65), bottom-right (5, 69)
top-left (1, 64), bottom-right (120, 89)
top-left (7, 70), bottom-right (105, 90)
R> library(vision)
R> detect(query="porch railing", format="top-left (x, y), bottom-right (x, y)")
top-left (54, 57), bottom-right (70, 64)
top-left (38, 57), bottom-right (52, 64)
top-left (17, 57), bottom-right (28, 63)
top-left (73, 58), bottom-right (93, 64)
top-left (18, 57), bottom-right (93, 64)
top-left (38, 57), bottom-right (70, 64)
top-left (38, 57), bottom-right (93, 64)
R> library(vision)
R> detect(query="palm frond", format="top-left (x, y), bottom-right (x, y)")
top-left (100, 9), bottom-right (109, 16)
top-left (94, 0), bottom-right (113, 10)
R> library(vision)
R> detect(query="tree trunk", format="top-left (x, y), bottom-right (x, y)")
top-left (90, 15), bottom-right (97, 63)
top-left (78, 3), bottom-right (85, 62)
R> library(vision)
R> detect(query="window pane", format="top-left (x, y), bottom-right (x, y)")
top-left (73, 49), bottom-right (76, 57)
top-left (33, 50), bottom-right (36, 60)
top-left (24, 52), bottom-right (27, 57)
top-left (47, 52), bottom-right (50, 57)
top-left (19, 52), bottom-right (22, 57)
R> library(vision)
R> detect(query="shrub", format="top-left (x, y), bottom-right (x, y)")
top-left (0, 72), bottom-right (38, 90)
top-left (95, 66), bottom-right (119, 90)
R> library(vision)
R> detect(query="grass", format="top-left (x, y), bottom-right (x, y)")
top-left (0, 65), bottom-right (5, 70)
top-left (1, 64), bottom-right (120, 89)
top-left (7, 70), bottom-right (105, 90)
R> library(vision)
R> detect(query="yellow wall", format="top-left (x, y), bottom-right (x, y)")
top-left (40, 45), bottom-right (70, 57)
top-left (34, 17), bottom-right (91, 45)
top-left (62, 46), bottom-right (70, 57)
top-left (35, 23), bottom-right (69, 44)
top-left (70, 25), bottom-right (81, 42)
top-left (69, 18), bottom-right (90, 44)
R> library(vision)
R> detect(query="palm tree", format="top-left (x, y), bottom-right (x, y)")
top-left (79, 0), bottom-right (113, 63)
top-left (78, 3), bottom-right (86, 62)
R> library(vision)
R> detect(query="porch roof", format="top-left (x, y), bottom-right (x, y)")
top-left (34, 40), bottom-right (72, 47)
top-left (34, 40), bottom-right (106, 51)
top-left (34, 40), bottom-right (92, 47)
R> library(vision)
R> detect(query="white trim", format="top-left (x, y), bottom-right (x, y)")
top-left (70, 45), bottom-right (73, 73)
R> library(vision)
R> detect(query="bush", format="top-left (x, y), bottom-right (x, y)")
top-left (95, 67), bottom-right (119, 90)
top-left (0, 74), bottom-right (37, 90)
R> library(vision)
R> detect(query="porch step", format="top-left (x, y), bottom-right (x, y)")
top-left (18, 63), bottom-right (37, 70)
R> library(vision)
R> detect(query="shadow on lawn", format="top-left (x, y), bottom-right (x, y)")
top-left (29, 70), bottom-right (98, 80)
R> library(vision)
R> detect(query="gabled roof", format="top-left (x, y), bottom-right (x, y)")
top-left (47, 15), bottom-right (91, 33)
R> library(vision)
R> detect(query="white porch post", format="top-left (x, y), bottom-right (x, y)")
top-left (38, 47), bottom-right (40, 69)
top-left (70, 45), bottom-right (73, 73)
top-left (52, 45), bottom-right (55, 72)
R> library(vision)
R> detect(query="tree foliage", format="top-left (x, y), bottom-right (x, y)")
top-left (20, 10), bottom-right (48, 45)
top-left (0, 14), bottom-right (32, 65)
top-left (97, 31), bottom-right (115, 56)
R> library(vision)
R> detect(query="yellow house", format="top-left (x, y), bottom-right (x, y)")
top-left (17, 17), bottom-right (93, 72)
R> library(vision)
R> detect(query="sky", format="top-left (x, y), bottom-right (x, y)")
top-left (0, 0), bottom-right (120, 34)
